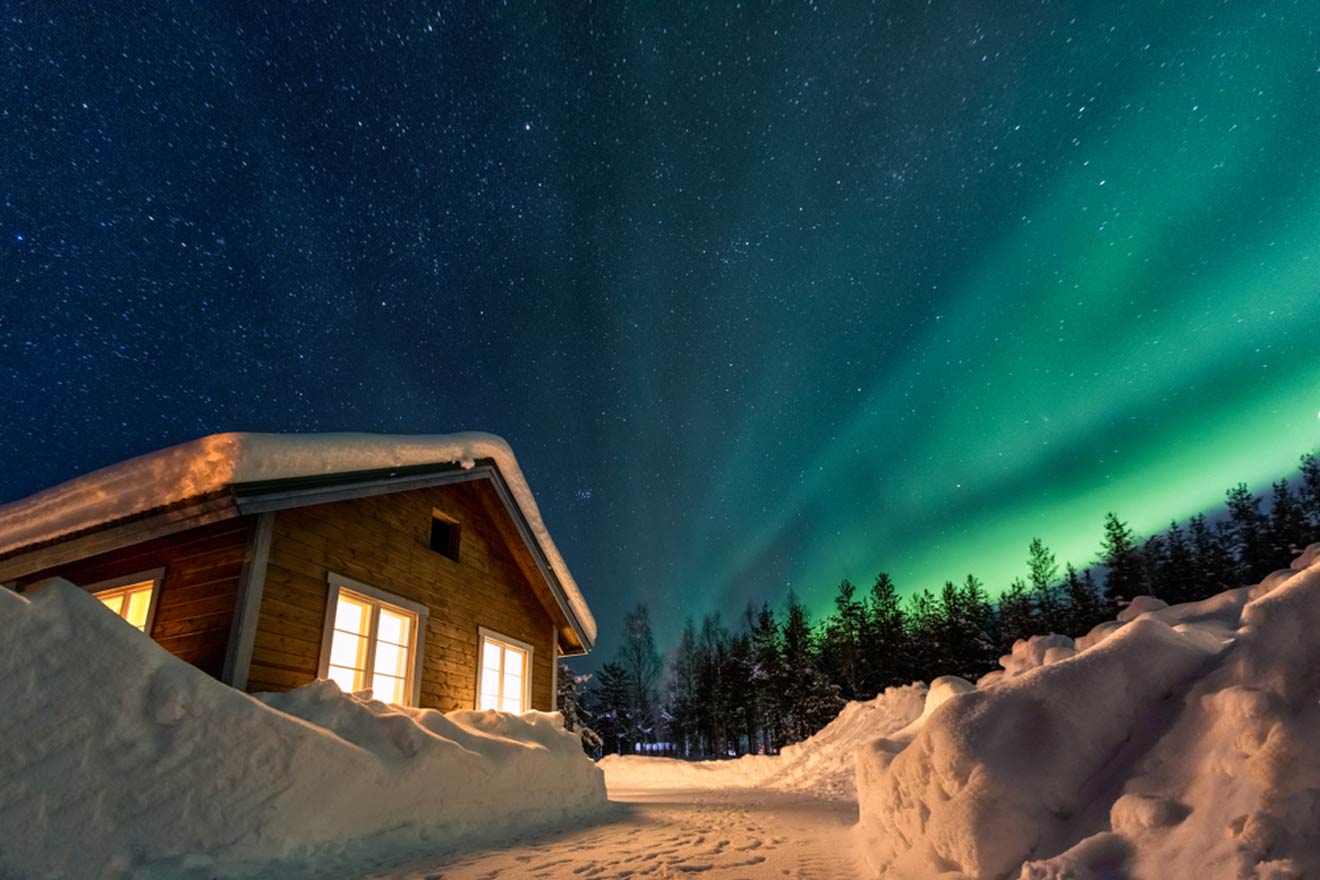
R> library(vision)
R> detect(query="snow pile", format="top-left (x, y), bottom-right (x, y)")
top-left (0, 580), bottom-right (606, 879)
top-left (855, 545), bottom-right (1320, 880)
top-left (0, 431), bottom-right (595, 644)
top-left (600, 683), bottom-right (926, 799)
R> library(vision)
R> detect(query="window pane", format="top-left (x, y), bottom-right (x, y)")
top-left (377, 608), bottom-right (411, 646)
top-left (482, 640), bottom-right (503, 671)
top-left (478, 685), bottom-right (500, 711)
top-left (329, 630), bottom-right (368, 671)
top-left (123, 586), bottom-right (152, 631)
top-left (327, 664), bottom-right (362, 694)
top-left (334, 594), bottom-right (370, 635)
top-left (98, 592), bottom-right (126, 616)
top-left (506, 647), bottom-right (526, 676)
top-left (374, 674), bottom-right (406, 705)
top-left (501, 694), bottom-right (522, 714)
top-left (373, 641), bottom-right (407, 679)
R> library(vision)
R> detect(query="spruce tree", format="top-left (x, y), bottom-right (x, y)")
top-left (1268, 480), bottom-right (1308, 563)
top-left (822, 579), bottom-right (867, 700)
top-left (1140, 533), bottom-right (1166, 598)
top-left (1062, 563), bottom-right (1100, 635)
top-left (1159, 520), bottom-right (1197, 605)
top-left (590, 661), bottom-right (631, 755)
top-left (1225, 483), bottom-right (1271, 583)
top-left (1098, 513), bottom-right (1141, 608)
top-left (865, 573), bottom-right (908, 691)
top-left (618, 603), bottom-right (663, 748)
top-left (1188, 513), bottom-right (1234, 593)
top-left (996, 577), bottom-right (1036, 652)
top-left (748, 603), bottom-right (784, 753)
top-left (1299, 452), bottom-right (1320, 529)
top-left (1026, 538), bottom-right (1062, 633)
top-left (667, 618), bottom-right (701, 757)
top-left (779, 593), bottom-right (842, 745)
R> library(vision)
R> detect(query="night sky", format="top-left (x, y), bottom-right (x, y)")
top-left (4, 2), bottom-right (1320, 666)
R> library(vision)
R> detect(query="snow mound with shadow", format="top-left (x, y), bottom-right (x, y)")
top-left (855, 544), bottom-right (1320, 880)
top-left (0, 579), bottom-right (605, 879)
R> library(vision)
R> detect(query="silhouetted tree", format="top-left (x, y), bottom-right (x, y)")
top-left (1268, 480), bottom-right (1308, 562)
top-left (1225, 483), bottom-right (1271, 583)
top-left (864, 573), bottom-right (908, 690)
top-left (1099, 513), bottom-right (1141, 608)
top-left (1027, 538), bottom-right (1062, 633)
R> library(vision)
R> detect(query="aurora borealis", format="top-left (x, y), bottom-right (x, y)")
top-left (3, 2), bottom-right (1320, 663)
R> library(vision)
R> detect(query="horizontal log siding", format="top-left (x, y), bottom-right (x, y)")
top-left (15, 517), bottom-right (255, 678)
top-left (250, 479), bottom-right (556, 711)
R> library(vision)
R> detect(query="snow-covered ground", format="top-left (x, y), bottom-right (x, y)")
top-left (0, 579), bottom-right (605, 879)
top-left (600, 683), bottom-right (927, 800)
top-left (7, 544), bottom-right (1320, 879)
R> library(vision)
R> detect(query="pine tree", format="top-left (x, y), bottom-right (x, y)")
top-left (905, 588), bottom-right (939, 678)
top-left (959, 574), bottom-right (999, 678)
top-left (666, 618), bottom-right (701, 757)
top-left (1188, 513), bottom-right (1234, 593)
top-left (822, 579), bottom-right (867, 700)
top-left (1061, 563), bottom-right (1101, 635)
top-left (590, 661), bottom-right (631, 755)
top-left (1098, 513), bottom-right (1141, 608)
top-left (996, 577), bottom-right (1036, 652)
top-left (779, 593), bottom-right (842, 745)
top-left (864, 573), bottom-right (908, 691)
top-left (1225, 483), bottom-right (1271, 583)
top-left (1299, 452), bottom-right (1320, 529)
top-left (618, 603), bottom-right (663, 749)
top-left (1158, 520), bottom-right (1197, 605)
top-left (557, 662), bottom-right (602, 755)
top-left (1140, 533), bottom-right (1166, 598)
top-left (1026, 538), bottom-right (1062, 633)
top-left (748, 603), bottom-right (784, 753)
top-left (1268, 480), bottom-right (1308, 563)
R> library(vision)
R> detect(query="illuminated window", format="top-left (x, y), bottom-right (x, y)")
top-left (478, 628), bottom-right (533, 714)
top-left (90, 569), bottom-right (163, 634)
top-left (318, 574), bottom-right (427, 707)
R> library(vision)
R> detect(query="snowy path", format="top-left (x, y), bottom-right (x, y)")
top-left (378, 786), bottom-right (862, 879)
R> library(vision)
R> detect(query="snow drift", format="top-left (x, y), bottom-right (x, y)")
top-left (600, 683), bottom-right (926, 800)
top-left (856, 543), bottom-right (1320, 880)
top-left (0, 580), bottom-right (606, 879)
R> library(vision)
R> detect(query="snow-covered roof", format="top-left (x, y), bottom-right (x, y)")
top-left (0, 432), bottom-right (596, 645)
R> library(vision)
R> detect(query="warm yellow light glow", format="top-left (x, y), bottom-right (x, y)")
top-left (94, 581), bottom-right (155, 632)
top-left (479, 636), bottom-right (528, 713)
top-left (325, 588), bottom-right (418, 706)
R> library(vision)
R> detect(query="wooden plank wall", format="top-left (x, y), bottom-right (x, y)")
top-left (249, 478), bottom-right (558, 711)
top-left (15, 517), bottom-right (255, 678)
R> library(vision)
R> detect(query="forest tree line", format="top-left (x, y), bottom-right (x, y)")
top-left (558, 453), bottom-right (1320, 759)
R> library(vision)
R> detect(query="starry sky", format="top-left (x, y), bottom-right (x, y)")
top-left (4, 2), bottom-right (1320, 666)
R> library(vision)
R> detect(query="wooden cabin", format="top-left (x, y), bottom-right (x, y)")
top-left (0, 433), bottom-right (596, 713)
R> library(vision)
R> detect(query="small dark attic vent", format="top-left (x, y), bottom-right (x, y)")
top-left (430, 513), bottom-right (461, 562)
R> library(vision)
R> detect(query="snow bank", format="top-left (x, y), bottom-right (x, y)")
top-left (855, 546), bottom-right (1320, 880)
top-left (0, 580), bottom-right (606, 879)
top-left (0, 431), bottom-right (595, 643)
top-left (600, 683), bottom-right (926, 800)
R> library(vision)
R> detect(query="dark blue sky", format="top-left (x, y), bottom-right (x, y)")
top-left (4, 2), bottom-right (1319, 668)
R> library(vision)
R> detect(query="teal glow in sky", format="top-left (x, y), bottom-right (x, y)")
top-left (4, 2), bottom-right (1320, 663)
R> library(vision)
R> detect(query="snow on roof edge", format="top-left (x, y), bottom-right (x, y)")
top-left (0, 432), bottom-right (596, 645)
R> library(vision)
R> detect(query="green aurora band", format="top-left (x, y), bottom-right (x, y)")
top-left (658, 2), bottom-right (1320, 622)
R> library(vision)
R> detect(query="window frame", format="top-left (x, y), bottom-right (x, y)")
top-left (318, 572), bottom-right (428, 707)
top-left (88, 568), bottom-right (165, 636)
top-left (476, 626), bottom-right (534, 714)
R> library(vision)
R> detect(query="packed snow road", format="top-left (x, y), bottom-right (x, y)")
top-left (379, 785), bottom-right (862, 879)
